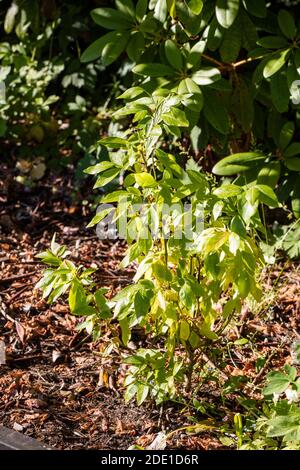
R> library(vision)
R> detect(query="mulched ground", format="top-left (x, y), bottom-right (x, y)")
top-left (0, 161), bottom-right (299, 450)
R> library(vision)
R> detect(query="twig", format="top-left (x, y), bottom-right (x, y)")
top-left (0, 272), bottom-right (37, 284)
top-left (202, 352), bottom-right (228, 381)
top-left (252, 349), bottom-right (279, 386)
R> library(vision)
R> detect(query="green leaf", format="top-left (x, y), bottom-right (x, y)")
top-left (119, 318), bottom-right (130, 345)
top-left (118, 86), bottom-right (145, 100)
top-left (187, 0), bottom-right (203, 15)
top-left (270, 71), bottom-right (289, 113)
top-left (127, 31), bottom-right (145, 62)
top-left (68, 279), bottom-right (95, 316)
top-left (267, 412), bottom-right (300, 440)
top-left (135, 172), bottom-right (158, 188)
top-left (84, 161), bottom-right (115, 175)
top-left (220, 18), bottom-right (242, 63)
top-left (101, 190), bottom-right (129, 203)
top-left (136, 384), bottom-right (149, 405)
top-left (255, 184), bottom-right (279, 207)
top-left (231, 76), bottom-right (254, 132)
top-left (178, 78), bottom-right (203, 112)
top-left (264, 371), bottom-right (291, 395)
top-left (192, 67), bottom-right (221, 85)
top-left (284, 157), bottom-right (300, 172)
top-left (257, 162), bottom-right (281, 188)
top-left (216, 0), bottom-right (240, 29)
top-left (179, 320), bottom-right (190, 341)
top-left (230, 215), bottom-right (246, 237)
top-left (284, 144), bottom-right (300, 170)
top-left (242, 0), bottom-right (266, 18)
top-left (133, 63), bottom-right (174, 77)
top-left (278, 9), bottom-right (297, 39)
top-left (115, 0), bottom-right (135, 19)
top-left (87, 207), bottom-right (114, 228)
top-left (200, 229), bottom-right (229, 254)
top-left (136, 0), bottom-right (148, 22)
top-left (99, 137), bottom-right (128, 148)
top-left (4, 1), bottom-right (19, 34)
top-left (257, 36), bottom-right (289, 49)
top-left (161, 107), bottom-right (189, 127)
top-left (101, 31), bottom-right (130, 66)
top-left (152, 261), bottom-right (172, 282)
top-left (279, 122), bottom-right (295, 150)
top-left (284, 143), bottom-right (300, 157)
top-left (164, 39), bottom-right (183, 71)
top-left (212, 152), bottom-right (265, 175)
top-left (80, 33), bottom-right (116, 63)
top-left (154, 0), bottom-right (167, 23)
top-left (91, 8), bottom-right (133, 30)
top-left (213, 184), bottom-right (243, 198)
top-left (93, 168), bottom-right (120, 188)
top-left (203, 89), bottom-right (229, 135)
top-left (125, 384), bottom-right (138, 402)
top-left (263, 49), bottom-right (290, 79)
top-left (292, 186), bottom-right (300, 218)
top-left (240, 9), bottom-right (258, 51)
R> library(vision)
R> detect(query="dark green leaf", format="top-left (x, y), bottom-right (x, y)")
top-left (91, 8), bottom-right (133, 29)
top-left (278, 9), bottom-right (297, 39)
top-left (164, 39), bottom-right (183, 70)
top-left (133, 63), bottom-right (174, 77)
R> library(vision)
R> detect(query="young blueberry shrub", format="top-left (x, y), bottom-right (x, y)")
top-left (37, 0), bottom-right (288, 405)
top-left (37, 93), bottom-right (278, 404)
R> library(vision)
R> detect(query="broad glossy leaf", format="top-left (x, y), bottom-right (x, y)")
top-left (91, 8), bottom-right (133, 29)
top-left (84, 161), bottom-right (115, 175)
top-left (136, 0), bottom-right (148, 22)
top-left (278, 9), bottom-right (297, 39)
top-left (257, 162), bottom-right (281, 188)
top-left (255, 184), bottom-right (279, 207)
top-left (279, 122), bottom-right (295, 150)
top-left (102, 31), bottom-right (130, 66)
top-left (216, 0), bottom-right (240, 29)
top-left (284, 142), bottom-right (300, 157)
top-left (136, 384), bottom-right (149, 405)
top-left (284, 157), bottom-right (300, 171)
top-left (93, 168), bottom-right (120, 188)
top-left (220, 18), bottom-right (242, 62)
top-left (4, 1), bottom-right (19, 34)
top-left (154, 0), bottom-right (167, 22)
top-left (212, 152), bottom-right (265, 175)
top-left (100, 137), bottom-right (128, 148)
top-left (87, 207), bottom-right (114, 228)
top-left (133, 63), bottom-right (174, 77)
top-left (179, 320), bottom-right (190, 341)
top-left (192, 67), bottom-right (221, 85)
top-left (115, 0), bottom-right (135, 19)
top-left (270, 71), bottom-right (290, 113)
top-left (161, 107), bottom-right (189, 127)
top-left (164, 39), bottom-right (183, 70)
top-left (187, 0), bottom-right (203, 15)
top-left (81, 33), bottom-right (116, 63)
top-left (257, 36), bottom-right (289, 49)
top-left (213, 184), bottom-right (243, 198)
top-left (231, 77), bottom-right (254, 132)
top-left (127, 31), bottom-right (145, 62)
top-left (263, 49), bottom-right (290, 79)
top-left (135, 172), bottom-right (158, 188)
top-left (242, 0), bottom-right (266, 18)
